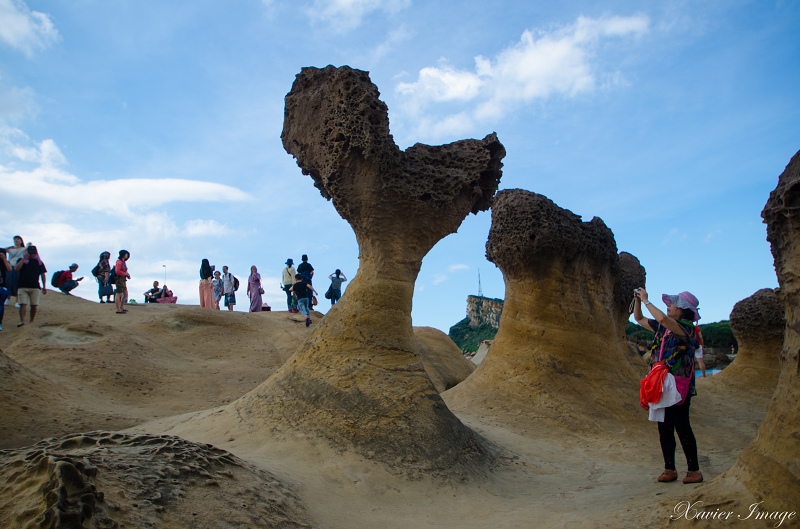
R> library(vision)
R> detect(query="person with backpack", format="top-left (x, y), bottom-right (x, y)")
top-left (297, 254), bottom-right (314, 306)
top-left (633, 287), bottom-right (703, 485)
top-left (14, 245), bottom-right (47, 327)
top-left (54, 264), bottom-right (83, 295)
top-left (93, 251), bottom-right (113, 303)
top-left (114, 250), bottom-right (131, 314)
top-left (326, 269), bottom-right (347, 306)
top-left (221, 265), bottom-right (236, 311)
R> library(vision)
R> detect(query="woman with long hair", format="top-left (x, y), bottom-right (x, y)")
top-left (5, 235), bottom-right (26, 302)
top-left (114, 250), bottom-right (131, 314)
top-left (633, 287), bottom-right (703, 484)
top-left (327, 269), bottom-right (347, 305)
top-left (199, 259), bottom-right (214, 308)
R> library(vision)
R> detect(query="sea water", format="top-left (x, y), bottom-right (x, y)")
top-left (696, 368), bottom-right (722, 377)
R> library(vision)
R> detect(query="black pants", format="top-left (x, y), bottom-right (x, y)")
top-left (658, 395), bottom-right (699, 471)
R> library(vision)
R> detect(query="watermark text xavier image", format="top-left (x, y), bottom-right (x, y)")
top-left (672, 501), bottom-right (796, 527)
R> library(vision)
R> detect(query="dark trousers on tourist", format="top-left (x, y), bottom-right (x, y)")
top-left (658, 395), bottom-right (699, 471)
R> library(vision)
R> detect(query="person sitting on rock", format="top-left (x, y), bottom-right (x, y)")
top-left (144, 281), bottom-right (162, 303)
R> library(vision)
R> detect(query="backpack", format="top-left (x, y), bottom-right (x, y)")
top-left (91, 263), bottom-right (102, 277)
top-left (51, 271), bottom-right (65, 288)
top-left (233, 276), bottom-right (240, 291)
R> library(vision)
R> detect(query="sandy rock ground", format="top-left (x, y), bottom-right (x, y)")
top-left (0, 293), bottom-right (782, 528)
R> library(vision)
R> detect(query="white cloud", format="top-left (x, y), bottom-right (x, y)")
top-left (184, 219), bottom-right (231, 237)
top-left (0, 83), bottom-right (38, 122)
top-left (0, 133), bottom-right (251, 215)
top-left (432, 274), bottom-right (448, 285)
top-left (366, 26), bottom-right (413, 64)
top-left (447, 264), bottom-right (469, 272)
top-left (0, 0), bottom-right (59, 57)
top-left (395, 14), bottom-right (649, 139)
top-left (307, 0), bottom-right (411, 32)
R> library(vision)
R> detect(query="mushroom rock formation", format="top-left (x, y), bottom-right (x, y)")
top-left (445, 189), bottom-right (647, 435)
top-left (712, 288), bottom-right (785, 396)
top-left (234, 66), bottom-right (505, 472)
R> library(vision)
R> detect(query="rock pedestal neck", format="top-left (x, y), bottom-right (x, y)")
top-left (236, 66), bottom-right (505, 473)
top-left (446, 189), bottom-right (647, 435)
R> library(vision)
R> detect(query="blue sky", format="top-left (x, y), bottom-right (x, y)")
top-left (1, 0), bottom-right (797, 333)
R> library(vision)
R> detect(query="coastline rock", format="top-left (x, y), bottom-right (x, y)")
top-left (712, 288), bottom-right (784, 395)
top-left (445, 189), bottom-right (647, 435)
top-left (231, 66), bottom-right (505, 474)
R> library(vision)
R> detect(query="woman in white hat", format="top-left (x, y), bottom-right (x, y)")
top-left (633, 287), bottom-right (703, 484)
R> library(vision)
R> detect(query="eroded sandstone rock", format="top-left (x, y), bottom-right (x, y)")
top-left (727, 150), bottom-right (800, 509)
top-left (233, 66), bottom-right (505, 474)
top-left (666, 150), bottom-right (800, 524)
top-left (445, 190), bottom-right (647, 435)
top-left (712, 288), bottom-right (785, 396)
top-left (0, 432), bottom-right (314, 529)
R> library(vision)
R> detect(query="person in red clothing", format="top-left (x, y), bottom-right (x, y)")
top-left (57, 264), bottom-right (83, 294)
top-left (114, 250), bottom-right (131, 314)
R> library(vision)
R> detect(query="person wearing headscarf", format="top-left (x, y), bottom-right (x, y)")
top-left (96, 251), bottom-right (113, 303)
top-left (633, 287), bottom-right (703, 485)
top-left (247, 265), bottom-right (264, 312)
top-left (199, 258), bottom-right (214, 309)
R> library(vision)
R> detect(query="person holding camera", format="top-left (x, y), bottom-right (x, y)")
top-left (633, 287), bottom-right (703, 485)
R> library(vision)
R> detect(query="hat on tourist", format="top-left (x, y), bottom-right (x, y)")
top-left (70, 263), bottom-right (79, 269)
top-left (286, 259), bottom-right (293, 265)
top-left (662, 291), bottom-right (700, 321)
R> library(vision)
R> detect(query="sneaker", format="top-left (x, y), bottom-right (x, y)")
top-left (17, 322), bottom-right (24, 328)
top-left (305, 317), bottom-right (311, 327)
top-left (657, 469), bottom-right (678, 482)
top-left (683, 471), bottom-right (703, 484)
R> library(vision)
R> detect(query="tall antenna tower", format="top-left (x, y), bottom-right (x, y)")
top-left (478, 268), bottom-right (483, 298)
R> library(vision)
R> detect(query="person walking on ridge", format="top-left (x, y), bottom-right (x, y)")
top-left (282, 258), bottom-right (297, 312)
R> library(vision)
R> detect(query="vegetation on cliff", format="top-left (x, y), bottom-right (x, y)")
top-left (451, 317), bottom-right (737, 353)
top-left (448, 318), bottom-right (498, 353)
top-left (626, 320), bottom-right (738, 350)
